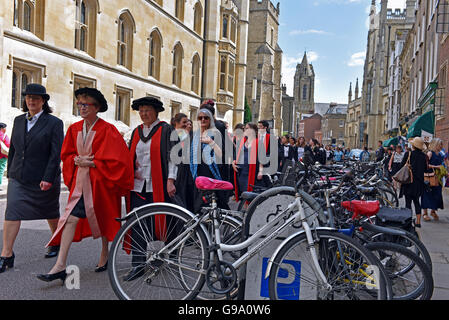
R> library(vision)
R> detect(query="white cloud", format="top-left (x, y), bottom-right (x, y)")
top-left (347, 51), bottom-right (365, 67)
top-left (289, 29), bottom-right (333, 36)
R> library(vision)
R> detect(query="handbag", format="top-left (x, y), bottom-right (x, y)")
top-left (0, 139), bottom-right (8, 156)
top-left (424, 169), bottom-right (440, 187)
top-left (393, 152), bottom-right (413, 184)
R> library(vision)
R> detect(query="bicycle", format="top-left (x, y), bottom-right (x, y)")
top-left (108, 176), bottom-right (391, 300)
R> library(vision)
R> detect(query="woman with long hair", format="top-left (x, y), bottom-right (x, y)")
top-left (422, 138), bottom-right (445, 222)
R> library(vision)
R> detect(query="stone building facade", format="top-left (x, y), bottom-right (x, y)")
top-left (435, 0), bottom-right (449, 145)
top-left (281, 84), bottom-right (295, 135)
top-left (0, 0), bottom-right (251, 138)
top-left (321, 103), bottom-right (347, 147)
top-left (360, 0), bottom-right (416, 148)
top-left (345, 79), bottom-right (363, 149)
top-left (245, 0), bottom-right (282, 134)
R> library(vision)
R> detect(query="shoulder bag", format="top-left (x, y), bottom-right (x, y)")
top-left (393, 152), bottom-right (413, 184)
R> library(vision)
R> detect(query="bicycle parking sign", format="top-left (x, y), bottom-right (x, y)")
top-left (260, 258), bottom-right (301, 300)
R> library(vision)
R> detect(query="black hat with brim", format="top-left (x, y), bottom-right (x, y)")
top-left (22, 84), bottom-right (50, 101)
top-left (0, 123), bottom-right (6, 129)
top-left (132, 97), bottom-right (164, 113)
top-left (74, 87), bottom-right (108, 113)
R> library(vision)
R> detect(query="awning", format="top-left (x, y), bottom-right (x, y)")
top-left (406, 110), bottom-right (435, 139)
top-left (383, 137), bottom-right (399, 147)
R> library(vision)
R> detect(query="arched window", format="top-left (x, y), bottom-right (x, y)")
top-left (172, 43), bottom-right (183, 87)
top-left (220, 55), bottom-right (227, 90)
top-left (230, 17), bottom-right (237, 43)
top-left (228, 58), bottom-right (235, 93)
top-left (193, 2), bottom-right (202, 35)
top-left (149, 30), bottom-right (162, 80)
top-left (14, 0), bottom-right (45, 38)
top-left (175, 0), bottom-right (184, 22)
top-left (222, 15), bottom-right (228, 39)
top-left (302, 84), bottom-right (307, 101)
top-left (12, 72), bottom-right (17, 108)
top-left (191, 54), bottom-right (200, 94)
top-left (74, 0), bottom-right (97, 56)
top-left (23, 1), bottom-right (32, 31)
top-left (117, 11), bottom-right (134, 70)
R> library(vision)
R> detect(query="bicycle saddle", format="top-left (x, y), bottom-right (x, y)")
top-left (341, 200), bottom-right (380, 219)
top-left (195, 177), bottom-right (234, 191)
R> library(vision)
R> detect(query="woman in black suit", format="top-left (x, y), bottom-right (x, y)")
top-left (0, 84), bottom-right (64, 273)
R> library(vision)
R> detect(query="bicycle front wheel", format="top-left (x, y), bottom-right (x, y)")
top-left (268, 230), bottom-right (391, 300)
top-left (365, 242), bottom-right (434, 300)
top-left (108, 205), bottom-right (210, 300)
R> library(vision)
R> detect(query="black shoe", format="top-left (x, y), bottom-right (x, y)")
top-left (123, 266), bottom-right (145, 282)
top-left (0, 253), bottom-right (15, 273)
top-left (95, 261), bottom-right (108, 273)
top-left (36, 270), bottom-right (67, 284)
top-left (45, 246), bottom-right (60, 259)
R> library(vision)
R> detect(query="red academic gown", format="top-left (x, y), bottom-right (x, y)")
top-left (48, 119), bottom-right (134, 246)
top-left (234, 137), bottom-right (259, 202)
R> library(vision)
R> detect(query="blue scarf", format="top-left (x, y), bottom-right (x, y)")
top-left (190, 130), bottom-right (222, 181)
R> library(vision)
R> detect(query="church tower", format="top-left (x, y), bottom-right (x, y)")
top-left (294, 52), bottom-right (315, 116)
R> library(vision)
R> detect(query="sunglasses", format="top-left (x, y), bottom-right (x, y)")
top-left (77, 102), bottom-right (97, 108)
top-left (197, 116), bottom-right (210, 121)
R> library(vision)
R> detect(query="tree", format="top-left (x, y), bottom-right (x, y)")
top-left (244, 97), bottom-right (252, 124)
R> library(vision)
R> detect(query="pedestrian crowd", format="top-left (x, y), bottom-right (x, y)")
top-left (0, 83), bottom-right (448, 286)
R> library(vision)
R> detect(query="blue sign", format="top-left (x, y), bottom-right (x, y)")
top-left (260, 257), bottom-right (301, 300)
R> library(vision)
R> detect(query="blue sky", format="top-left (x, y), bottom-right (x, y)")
top-left (278, 0), bottom-right (406, 104)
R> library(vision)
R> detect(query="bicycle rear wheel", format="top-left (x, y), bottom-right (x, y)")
top-left (108, 205), bottom-right (210, 300)
top-left (268, 230), bottom-right (392, 300)
top-left (365, 242), bottom-right (434, 300)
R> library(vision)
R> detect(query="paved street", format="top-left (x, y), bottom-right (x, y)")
top-left (1, 179), bottom-right (449, 300)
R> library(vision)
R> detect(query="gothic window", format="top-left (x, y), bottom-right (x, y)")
top-left (220, 55), bottom-right (227, 90)
top-left (117, 11), bottom-right (134, 70)
top-left (193, 2), bottom-right (202, 35)
top-left (115, 86), bottom-right (132, 126)
top-left (149, 30), bottom-right (162, 80)
top-left (228, 58), bottom-right (235, 93)
top-left (191, 54), bottom-right (200, 94)
top-left (222, 15), bottom-right (229, 39)
top-left (11, 59), bottom-right (44, 109)
top-left (23, 1), bottom-right (32, 31)
top-left (302, 85), bottom-right (308, 101)
top-left (14, 0), bottom-right (19, 27)
top-left (175, 0), bottom-right (184, 22)
top-left (230, 17), bottom-right (237, 43)
top-left (172, 43), bottom-right (183, 87)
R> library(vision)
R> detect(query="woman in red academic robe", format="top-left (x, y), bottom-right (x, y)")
top-left (233, 123), bottom-right (266, 203)
top-left (37, 88), bottom-right (134, 283)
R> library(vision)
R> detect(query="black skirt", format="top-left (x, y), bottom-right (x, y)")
top-left (5, 178), bottom-right (61, 221)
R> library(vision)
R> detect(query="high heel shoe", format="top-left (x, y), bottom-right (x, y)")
top-left (0, 253), bottom-right (15, 273)
top-left (94, 261), bottom-right (108, 273)
top-left (36, 270), bottom-right (67, 284)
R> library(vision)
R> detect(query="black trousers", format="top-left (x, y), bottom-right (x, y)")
top-left (405, 195), bottom-right (421, 217)
top-left (129, 190), bottom-right (181, 267)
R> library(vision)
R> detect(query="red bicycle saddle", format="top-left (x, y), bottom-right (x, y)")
top-left (195, 177), bottom-right (234, 191)
top-left (341, 200), bottom-right (380, 219)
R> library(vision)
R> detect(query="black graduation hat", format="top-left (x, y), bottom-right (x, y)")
top-left (74, 87), bottom-right (108, 113)
top-left (131, 97), bottom-right (165, 113)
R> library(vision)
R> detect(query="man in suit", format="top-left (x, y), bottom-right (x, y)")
top-left (0, 84), bottom-right (64, 274)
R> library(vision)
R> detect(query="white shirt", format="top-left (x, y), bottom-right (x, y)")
top-left (26, 110), bottom-right (44, 132)
top-left (284, 145), bottom-right (290, 158)
top-left (133, 120), bottom-right (178, 193)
